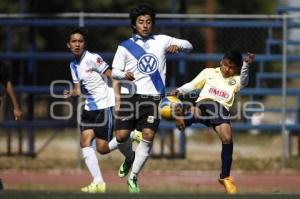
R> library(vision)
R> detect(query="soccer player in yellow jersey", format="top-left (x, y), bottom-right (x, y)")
top-left (172, 50), bottom-right (255, 194)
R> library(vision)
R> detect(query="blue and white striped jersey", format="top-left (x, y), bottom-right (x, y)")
top-left (112, 34), bottom-right (193, 96)
top-left (70, 50), bottom-right (115, 111)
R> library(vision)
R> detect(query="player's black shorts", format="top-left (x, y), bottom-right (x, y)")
top-left (115, 94), bottom-right (161, 132)
top-left (194, 100), bottom-right (231, 127)
top-left (80, 107), bottom-right (114, 141)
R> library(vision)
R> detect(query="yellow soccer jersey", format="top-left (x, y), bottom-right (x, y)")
top-left (179, 67), bottom-right (242, 110)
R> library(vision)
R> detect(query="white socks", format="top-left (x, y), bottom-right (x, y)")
top-left (82, 147), bottom-right (104, 184)
top-left (129, 139), bottom-right (152, 179)
top-left (129, 130), bottom-right (138, 139)
top-left (108, 131), bottom-right (137, 152)
top-left (108, 137), bottom-right (118, 151)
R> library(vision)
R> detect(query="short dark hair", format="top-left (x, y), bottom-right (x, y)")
top-left (130, 4), bottom-right (156, 31)
top-left (223, 50), bottom-right (243, 68)
top-left (67, 27), bottom-right (88, 43)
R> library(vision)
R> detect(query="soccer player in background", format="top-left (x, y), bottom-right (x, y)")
top-left (171, 50), bottom-right (255, 194)
top-left (0, 61), bottom-right (22, 121)
top-left (111, 4), bottom-right (193, 193)
top-left (64, 27), bottom-right (140, 193)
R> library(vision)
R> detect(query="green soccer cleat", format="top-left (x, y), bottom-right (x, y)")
top-left (118, 153), bottom-right (135, 178)
top-left (81, 182), bottom-right (106, 193)
top-left (127, 176), bottom-right (140, 193)
top-left (132, 130), bottom-right (142, 144)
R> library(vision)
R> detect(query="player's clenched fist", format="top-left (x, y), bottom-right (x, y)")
top-left (125, 72), bottom-right (135, 81)
top-left (166, 45), bottom-right (179, 54)
top-left (244, 52), bottom-right (255, 65)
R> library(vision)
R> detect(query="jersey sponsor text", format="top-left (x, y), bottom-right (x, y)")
top-left (208, 86), bottom-right (229, 99)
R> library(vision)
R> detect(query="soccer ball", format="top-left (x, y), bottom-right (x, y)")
top-left (159, 96), bottom-right (182, 120)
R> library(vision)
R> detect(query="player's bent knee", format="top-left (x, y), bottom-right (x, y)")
top-left (142, 133), bottom-right (155, 141)
top-left (116, 135), bottom-right (129, 143)
top-left (222, 137), bottom-right (233, 144)
top-left (96, 147), bottom-right (110, 154)
top-left (80, 141), bottom-right (91, 148)
top-left (141, 129), bottom-right (155, 141)
top-left (115, 130), bottom-right (131, 143)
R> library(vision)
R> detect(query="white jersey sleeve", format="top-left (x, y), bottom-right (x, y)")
top-left (163, 35), bottom-right (193, 52)
top-left (177, 68), bottom-right (206, 94)
top-left (85, 54), bottom-right (109, 74)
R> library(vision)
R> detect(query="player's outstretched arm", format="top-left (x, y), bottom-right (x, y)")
top-left (168, 37), bottom-right (193, 53)
top-left (166, 42), bottom-right (193, 54)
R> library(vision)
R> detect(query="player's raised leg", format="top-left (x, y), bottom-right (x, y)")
top-left (127, 128), bottom-right (154, 193)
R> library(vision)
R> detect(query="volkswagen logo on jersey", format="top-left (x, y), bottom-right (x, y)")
top-left (137, 54), bottom-right (158, 75)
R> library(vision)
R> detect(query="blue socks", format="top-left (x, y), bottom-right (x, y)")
top-left (220, 143), bottom-right (233, 179)
top-left (183, 111), bottom-right (196, 127)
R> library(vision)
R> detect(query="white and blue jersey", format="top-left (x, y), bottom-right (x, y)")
top-left (70, 50), bottom-right (115, 111)
top-left (112, 34), bottom-right (193, 96)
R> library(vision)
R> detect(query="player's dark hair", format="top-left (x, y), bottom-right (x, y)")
top-left (223, 50), bottom-right (243, 71)
top-left (67, 27), bottom-right (88, 43)
top-left (130, 4), bottom-right (156, 32)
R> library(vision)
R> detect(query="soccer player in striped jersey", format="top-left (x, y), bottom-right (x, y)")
top-left (172, 50), bottom-right (255, 194)
top-left (112, 4), bottom-right (193, 193)
top-left (64, 27), bottom-right (140, 193)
